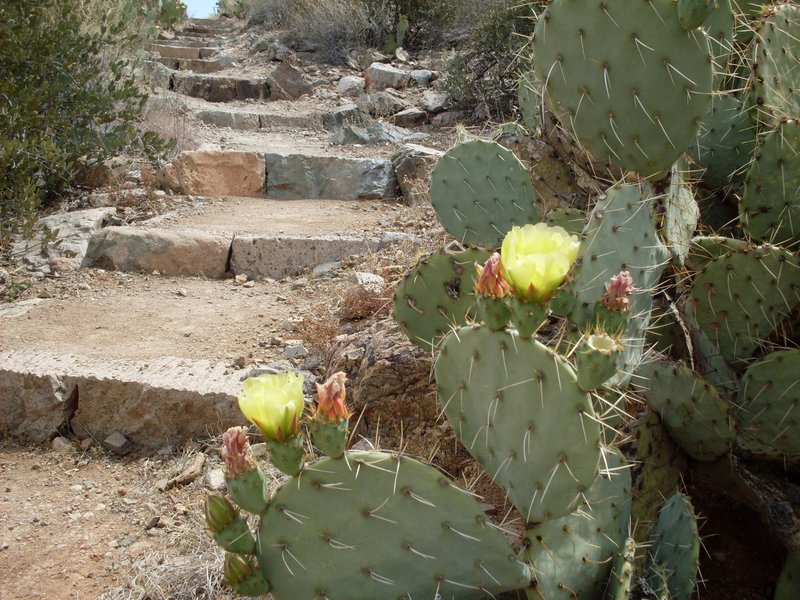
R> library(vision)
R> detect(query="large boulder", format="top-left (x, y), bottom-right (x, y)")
top-left (356, 90), bottom-right (410, 117)
top-left (265, 63), bottom-right (313, 100)
top-left (364, 62), bottom-right (409, 91)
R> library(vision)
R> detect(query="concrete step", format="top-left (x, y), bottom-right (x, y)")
top-left (0, 350), bottom-right (243, 448)
top-left (154, 56), bottom-right (222, 74)
top-left (80, 197), bottom-right (413, 279)
top-left (159, 150), bottom-right (398, 200)
top-left (148, 43), bottom-right (217, 60)
top-left (150, 39), bottom-right (222, 49)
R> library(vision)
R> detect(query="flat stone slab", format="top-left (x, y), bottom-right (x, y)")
top-left (161, 150), bottom-right (266, 196)
top-left (171, 72), bottom-right (269, 102)
top-left (0, 350), bottom-right (245, 447)
top-left (263, 153), bottom-right (397, 200)
top-left (149, 44), bottom-right (204, 60)
top-left (155, 56), bottom-right (221, 74)
top-left (82, 226), bottom-right (231, 277)
top-left (230, 233), bottom-right (398, 279)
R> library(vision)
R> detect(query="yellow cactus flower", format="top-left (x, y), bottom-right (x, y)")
top-left (501, 223), bottom-right (580, 303)
top-left (238, 373), bottom-right (305, 442)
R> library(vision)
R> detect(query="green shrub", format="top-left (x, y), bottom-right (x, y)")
top-left (0, 0), bottom-right (171, 244)
top-left (445, 0), bottom-right (541, 119)
top-left (160, 0), bottom-right (188, 27)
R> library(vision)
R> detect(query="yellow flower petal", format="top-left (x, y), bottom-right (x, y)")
top-left (501, 223), bottom-right (579, 303)
top-left (238, 373), bottom-right (305, 441)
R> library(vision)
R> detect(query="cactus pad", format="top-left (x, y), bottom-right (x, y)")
top-left (689, 244), bottom-right (800, 364)
top-left (532, 0), bottom-right (714, 177)
top-left (606, 537), bottom-right (636, 600)
top-left (740, 120), bottom-right (800, 245)
top-left (435, 325), bottom-right (602, 524)
top-left (646, 493), bottom-right (700, 600)
top-left (522, 447), bottom-right (631, 599)
top-left (664, 161), bottom-right (700, 267)
top-left (690, 94), bottom-right (756, 188)
top-left (753, 4), bottom-right (800, 124)
top-left (737, 349), bottom-right (800, 458)
top-left (568, 184), bottom-right (670, 385)
top-left (634, 355), bottom-right (734, 461)
top-left (519, 70), bottom-right (542, 134)
top-left (429, 139), bottom-right (537, 247)
top-left (257, 451), bottom-right (531, 600)
top-left (393, 247), bottom-right (490, 350)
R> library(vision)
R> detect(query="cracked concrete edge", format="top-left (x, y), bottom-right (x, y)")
top-left (0, 350), bottom-right (247, 448)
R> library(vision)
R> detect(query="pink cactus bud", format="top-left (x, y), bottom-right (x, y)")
top-left (221, 426), bottom-right (253, 476)
top-left (315, 372), bottom-right (351, 423)
top-left (602, 271), bottom-right (636, 312)
top-left (475, 252), bottom-right (511, 300)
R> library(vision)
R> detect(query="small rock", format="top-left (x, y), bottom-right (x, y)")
top-left (102, 432), bottom-right (133, 456)
top-left (365, 62), bottom-right (408, 91)
top-left (79, 438), bottom-right (93, 451)
top-left (284, 343), bottom-right (309, 359)
top-left (203, 468), bottom-right (227, 491)
top-left (336, 75), bottom-right (365, 97)
top-left (51, 437), bottom-right (74, 453)
top-left (157, 515), bottom-right (175, 529)
top-left (77, 282), bottom-right (91, 291)
top-left (420, 90), bottom-right (449, 113)
top-left (392, 107), bottom-right (427, 127)
top-left (408, 69), bottom-right (434, 88)
top-left (291, 277), bottom-right (308, 289)
top-left (233, 356), bottom-right (247, 368)
top-left (350, 272), bottom-right (385, 294)
top-left (356, 90), bottom-right (410, 117)
top-left (431, 110), bottom-right (470, 127)
top-left (234, 273), bottom-right (248, 285)
top-left (394, 47), bottom-right (412, 63)
top-left (321, 104), bottom-right (368, 131)
top-left (312, 261), bottom-right (341, 277)
top-left (242, 280), bottom-right (255, 288)
top-left (176, 288), bottom-right (188, 297)
top-left (145, 515), bottom-right (160, 530)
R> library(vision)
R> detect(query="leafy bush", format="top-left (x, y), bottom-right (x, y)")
top-left (445, 0), bottom-right (541, 119)
top-left (0, 0), bottom-right (171, 242)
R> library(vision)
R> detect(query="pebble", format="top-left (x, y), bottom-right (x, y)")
top-left (243, 280), bottom-right (255, 288)
top-left (284, 343), bottom-right (309, 359)
top-left (176, 288), bottom-right (188, 297)
top-left (203, 468), bottom-right (227, 491)
top-left (51, 437), bottom-right (74, 453)
top-left (102, 432), bottom-right (132, 456)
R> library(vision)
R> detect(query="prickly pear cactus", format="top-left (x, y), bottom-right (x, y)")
top-left (429, 139), bottom-right (537, 248)
top-left (522, 447), bottom-right (631, 599)
top-left (519, 70), bottom-right (542, 134)
top-left (689, 244), bottom-right (800, 364)
top-left (737, 349), bottom-right (800, 459)
top-left (646, 493), bottom-right (700, 600)
top-left (740, 120), bottom-right (800, 245)
top-left (567, 184), bottom-right (670, 385)
top-left (435, 325), bottom-right (602, 523)
top-left (257, 451), bottom-right (531, 600)
top-left (677, 0), bottom-right (717, 30)
top-left (532, 0), bottom-right (714, 177)
top-left (753, 4), bottom-right (800, 124)
top-left (663, 160), bottom-right (700, 267)
top-left (393, 247), bottom-right (490, 350)
top-left (606, 537), bottom-right (636, 600)
top-left (634, 354), bottom-right (734, 461)
top-left (690, 94), bottom-right (756, 188)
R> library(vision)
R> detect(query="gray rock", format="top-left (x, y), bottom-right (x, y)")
top-left (284, 343), bottom-right (309, 359)
top-left (194, 109), bottom-right (260, 130)
top-left (217, 55), bottom-right (246, 69)
top-left (14, 207), bottom-right (117, 274)
top-left (265, 63), bottom-right (313, 100)
top-left (82, 227), bottom-right (231, 278)
top-left (312, 261), bottom-right (341, 276)
top-left (203, 468), bottom-right (227, 491)
top-left (431, 110), bottom-right (469, 127)
top-left (350, 272), bottom-right (385, 294)
top-left (262, 153), bottom-right (397, 200)
top-left (420, 90), bottom-right (449, 113)
top-left (321, 104), bottom-right (369, 131)
top-left (408, 69), bottom-right (434, 88)
top-left (336, 75), bottom-right (365, 97)
top-left (0, 298), bottom-right (44, 319)
top-left (356, 90), bottom-right (410, 117)
top-left (391, 144), bottom-right (444, 205)
top-left (102, 432), bottom-right (133, 456)
top-left (364, 62), bottom-right (408, 91)
top-left (171, 73), bottom-right (269, 103)
top-left (139, 60), bottom-right (173, 90)
top-left (332, 122), bottom-right (427, 146)
top-left (252, 38), bottom-right (293, 62)
top-left (392, 107), bottom-right (427, 127)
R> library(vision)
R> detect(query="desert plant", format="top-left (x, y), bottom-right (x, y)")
top-left (0, 0), bottom-right (172, 243)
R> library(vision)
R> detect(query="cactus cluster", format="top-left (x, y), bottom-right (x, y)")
top-left (205, 1), bottom-right (800, 598)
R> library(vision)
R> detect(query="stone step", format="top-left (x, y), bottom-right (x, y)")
top-left (80, 198), bottom-right (413, 279)
top-left (0, 350), bottom-right (244, 448)
top-left (148, 43), bottom-right (217, 60)
top-left (143, 61), bottom-right (313, 103)
top-left (150, 39), bottom-right (222, 49)
top-left (160, 150), bottom-right (397, 200)
top-left (154, 56), bottom-right (221, 74)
